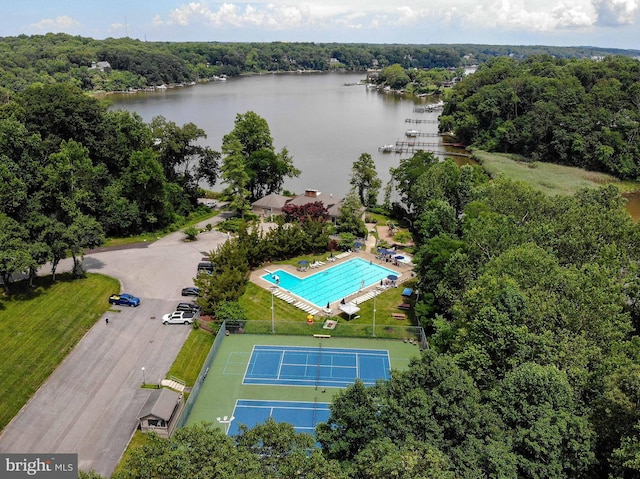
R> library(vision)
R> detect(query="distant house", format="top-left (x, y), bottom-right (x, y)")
top-left (251, 192), bottom-right (290, 219)
top-left (89, 61), bottom-right (112, 73)
top-left (137, 388), bottom-right (183, 438)
top-left (284, 189), bottom-right (343, 221)
top-left (251, 189), bottom-right (344, 222)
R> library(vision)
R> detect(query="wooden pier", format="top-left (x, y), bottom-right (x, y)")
top-left (396, 140), bottom-right (459, 148)
top-left (405, 132), bottom-right (440, 138)
top-left (405, 118), bottom-right (439, 124)
top-left (392, 141), bottom-right (472, 158)
top-left (413, 106), bottom-right (443, 113)
top-left (400, 149), bottom-right (472, 158)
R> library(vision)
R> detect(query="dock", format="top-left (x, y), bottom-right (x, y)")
top-left (395, 140), bottom-right (459, 148)
top-left (404, 132), bottom-right (440, 138)
top-left (405, 118), bottom-right (439, 124)
top-left (413, 106), bottom-right (444, 113)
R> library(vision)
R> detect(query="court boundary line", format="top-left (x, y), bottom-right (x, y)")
top-left (243, 345), bottom-right (391, 388)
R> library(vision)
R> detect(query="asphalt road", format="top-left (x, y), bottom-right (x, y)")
top-left (0, 220), bottom-right (230, 477)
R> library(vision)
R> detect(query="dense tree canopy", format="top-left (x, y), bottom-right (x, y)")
top-left (221, 111), bottom-right (300, 207)
top-left (441, 55), bottom-right (640, 179)
top-left (0, 34), bottom-right (636, 93)
top-left (0, 81), bottom-right (220, 289)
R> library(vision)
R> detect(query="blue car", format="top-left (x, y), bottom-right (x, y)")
top-left (109, 293), bottom-right (141, 307)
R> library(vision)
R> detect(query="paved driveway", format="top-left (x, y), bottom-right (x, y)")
top-left (0, 222), bottom-right (229, 477)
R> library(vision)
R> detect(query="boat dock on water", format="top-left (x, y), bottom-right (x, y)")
top-left (405, 118), bottom-right (439, 124)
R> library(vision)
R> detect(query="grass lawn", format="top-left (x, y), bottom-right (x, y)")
top-left (166, 327), bottom-right (215, 386)
top-left (473, 150), bottom-right (640, 195)
top-left (103, 209), bottom-right (220, 248)
top-left (0, 273), bottom-right (119, 432)
top-left (239, 279), bottom-right (419, 335)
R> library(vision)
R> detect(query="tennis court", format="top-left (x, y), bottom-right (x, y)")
top-left (243, 345), bottom-right (390, 387)
top-left (228, 399), bottom-right (331, 436)
top-left (184, 334), bottom-right (421, 436)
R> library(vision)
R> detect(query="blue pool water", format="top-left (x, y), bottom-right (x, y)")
top-left (262, 258), bottom-right (398, 307)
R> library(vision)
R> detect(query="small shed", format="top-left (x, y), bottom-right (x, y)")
top-left (138, 388), bottom-right (183, 438)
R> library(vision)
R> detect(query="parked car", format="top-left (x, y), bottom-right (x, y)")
top-left (108, 293), bottom-right (140, 307)
top-left (162, 311), bottom-right (198, 325)
top-left (205, 200), bottom-right (217, 208)
top-left (176, 302), bottom-right (201, 313)
top-left (197, 261), bottom-right (215, 275)
top-left (181, 287), bottom-right (200, 297)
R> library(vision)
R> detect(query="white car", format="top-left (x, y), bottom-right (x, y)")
top-left (205, 200), bottom-right (217, 208)
top-left (162, 311), bottom-right (197, 324)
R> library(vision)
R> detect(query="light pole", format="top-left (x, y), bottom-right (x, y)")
top-left (217, 415), bottom-right (235, 435)
top-left (141, 367), bottom-right (146, 385)
top-left (270, 286), bottom-right (278, 334)
top-left (372, 294), bottom-right (377, 337)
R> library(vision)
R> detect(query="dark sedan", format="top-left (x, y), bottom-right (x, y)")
top-left (176, 302), bottom-right (201, 312)
top-left (181, 287), bottom-right (201, 297)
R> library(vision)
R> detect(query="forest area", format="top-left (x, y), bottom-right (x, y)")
top-left (2, 34), bottom-right (640, 478)
top-left (0, 33), bottom-right (638, 92)
top-left (439, 55), bottom-right (640, 180)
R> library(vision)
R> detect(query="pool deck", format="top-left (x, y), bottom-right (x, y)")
top-left (248, 222), bottom-right (414, 316)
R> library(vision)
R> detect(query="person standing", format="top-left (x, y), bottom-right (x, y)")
top-left (105, 317), bottom-right (109, 325)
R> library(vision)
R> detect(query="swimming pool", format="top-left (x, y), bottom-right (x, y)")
top-left (262, 258), bottom-right (399, 307)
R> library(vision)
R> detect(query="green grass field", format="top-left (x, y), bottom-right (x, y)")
top-left (0, 273), bottom-right (119, 432)
top-left (473, 150), bottom-right (640, 195)
top-left (185, 334), bottom-right (422, 431)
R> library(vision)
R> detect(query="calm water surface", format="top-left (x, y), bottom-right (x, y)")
top-left (110, 73), bottom-right (466, 198)
top-left (109, 73), bottom-right (638, 220)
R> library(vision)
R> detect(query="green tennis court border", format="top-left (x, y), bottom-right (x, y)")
top-left (184, 333), bottom-right (422, 433)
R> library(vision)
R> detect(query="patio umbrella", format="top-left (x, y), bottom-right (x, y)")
top-left (339, 302), bottom-right (360, 320)
top-left (298, 260), bottom-right (309, 265)
top-left (387, 274), bottom-right (398, 281)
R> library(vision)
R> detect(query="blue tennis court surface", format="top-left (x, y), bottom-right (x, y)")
top-left (243, 345), bottom-right (391, 387)
top-left (229, 400), bottom-right (331, 436)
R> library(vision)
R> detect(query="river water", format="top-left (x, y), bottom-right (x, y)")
top-left (109, 72), bottom-right (467, 200)
top-left (109, 72), bottom-right (638, 220)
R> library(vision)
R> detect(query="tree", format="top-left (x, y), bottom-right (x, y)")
top-left (222, 111), bottom-right (299, 202)
top-left (349, 153), bottom-right (381, 207)
top-left (281, 201), bottom-right (328, 222)
top-left (316, 379), bottom-right (384, 461)
top-left (120, 148), bottom-right (173, 231)
top-left (150, 116), bottom-right (219, 210)
top-left (0, 214), bottom-right (32, 292)
top-left (353, 437), bottom-right (455, 479)
top-left (336, 190), bottom-right (367, 238)
top-left (112, 422), bottom-right (260, 479)
top-left (388, 150), bottom-right (440, 215)
top-left (380, 64), bottom-right (411, 90)
top-left (491, 363), bottom-right (596, 478)
top-left (220, 137), bottom-right (251, 217)
top-left (214, 301), bottom-right (247, 324)
top-left (235, 418), bottom-right (345, 479)
top-left (65, 213), bottom-right (105, 277)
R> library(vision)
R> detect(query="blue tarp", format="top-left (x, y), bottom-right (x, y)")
top-left (402, 288), bottom-right (413, 297)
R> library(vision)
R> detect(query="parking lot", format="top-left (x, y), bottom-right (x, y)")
top-left (0, 221), bottom-right (229, 477)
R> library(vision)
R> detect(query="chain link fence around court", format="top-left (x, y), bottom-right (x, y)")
top-left (175, 320), bottom-right (228, 431)
top-left (237, 320), bottom-right (428, 349)
top-left (173, 319), bottom-right (428, 434)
